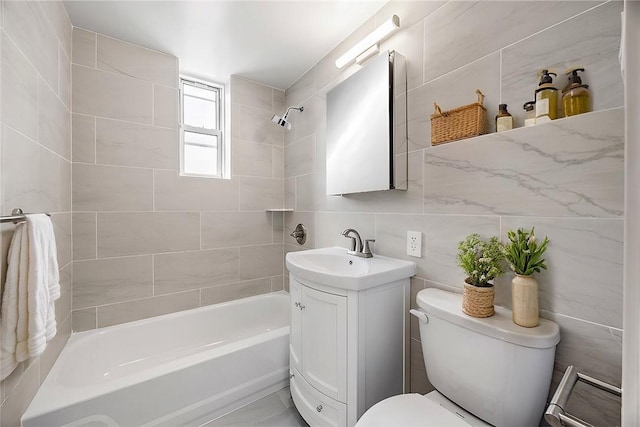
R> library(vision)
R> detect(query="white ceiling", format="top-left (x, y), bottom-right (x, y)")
top-left (63, 1), bottom-right (387, 90)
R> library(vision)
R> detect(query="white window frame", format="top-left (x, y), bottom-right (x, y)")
top-left (179, 77), bottom-right (225, 178)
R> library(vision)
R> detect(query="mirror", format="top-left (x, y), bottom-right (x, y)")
top-left (326, 50), bottom-right (407, 195)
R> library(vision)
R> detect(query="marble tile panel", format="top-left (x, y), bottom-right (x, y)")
top-left (72, 28), bottom-right (96, 68)
top-left (97, 212), bottom-right (200, 257)
top-left (38, 78), bottom-right (71, 160)
top-left (285, 178), bottom-right (295, 210)
top-left (501, 1), bottom-right (624, 126)
top-left (72, 114), bottom-right (95, 163)
top-left (72, 308), bottom-right (97, 332)
top-left (284, 135), bottom-right (315, 178)
top-left (238, 244), bottom-right (284, 280)
top-left (272, 146), bottom-right (284, 179)
top-left (233, 139), bottom-right (273, 178)
top-left (256, 406), bottom-right (308, 427)
top-left (39, 315), bottom-right (71, 385)
top-left (273, 89), bottom-right (286, 118)
top-left (55, 264), bottom-right (72, 326)
top-left (72, 65), bottom-right (153, 124)
top-left (272, 211), bottom-right (284, 244)
top-left (290, 94), bottom-right (325, 142)
top-left (58, 45), bottom-right (71, 108)
top-left (239, 177), bottom-right (284, 211)
top-left (2, 32), bottom-right (38, 141)
top-left (154, 248), bottom-right (239, 295)
top-left (3, 126), bottom-right (61, 214)
top-left (59, 157), bottom-right (72, 212)
top-left (410, 338), bottom-right (433, 395)
top-left (295, 172), bottom-right (343, 213)
top-left (72, 164), bottom-right (153, 212)
top-left (51, 212), bottom-right (72, 268)
top-left (73, 255), bottom-right (153, 309)
top-left (203, 391), bottom-right (287, 427)
top-left (39, 1), bottom-right (72, 57)
top-left (341, 150), bottom-right (423, 214)
top-left (73, 212), bottom-right (96, 261)
top-left (407, 52), bottom-right (500, 151)
top-left (502, 217), bottom-right (623, 328)
top-left (314, 212), bottom-right (375, 250)
top-left (95, 118), bottom-right (178, 169)
top-left (374, 213), bottom-right (500, 287)
top-left (423, 109), bottom-right (624, 217)
top-left (271, 275), bottom-right (284, 291)
top-left (97, 35), bottom-right (178, 87)
top-left (232, 103), bottom-right (284, 146)
top-left (284, 211), bottom-right (315, 249)
top-left (0, 362), bottom-right (24, 409)
top-left (153, 85), bottom-right (178, 129)
top-left (0, 356), bottom-right (39, 427)
top-left (375, 1), bottom-right (444, 33)
top-left (97, 291), bottom-right (199, 328)
top-left (3, 0), bottom-right (58, 89)
top-left (200, 278), bottom-right (272, 306)
top-left (231, 76), bottom-right (273, 112)
top-left (153, 170), bottom-right (239, 212)
top-left (544, 310), bottom-right (622, 407)
top-left (423, 1), bottom-right (599, 83)
top-left (201, 212), bottom-right (273, 249)
top-left (380, 18), bottom-right (424, 91)
top-left (285, 67), bottom-right (316, 107)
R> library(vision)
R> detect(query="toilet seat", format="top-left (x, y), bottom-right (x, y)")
top-left (355, 391), bottom-right (490, 427)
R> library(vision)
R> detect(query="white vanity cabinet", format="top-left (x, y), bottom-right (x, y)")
top-left (288, 274), bottom-right (409, 427)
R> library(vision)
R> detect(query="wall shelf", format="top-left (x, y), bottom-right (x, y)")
top-left (265, 209), bottom-right (294, 212)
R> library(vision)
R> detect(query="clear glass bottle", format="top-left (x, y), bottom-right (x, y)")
top-left (496, 104), bottom-right (513, 132)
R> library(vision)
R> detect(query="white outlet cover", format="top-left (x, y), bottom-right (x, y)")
top-left (407, 231), bottom-right (422, 257)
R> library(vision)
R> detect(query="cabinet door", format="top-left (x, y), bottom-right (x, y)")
top-left (290, 277), bottom-right (302, 372)
top-left (301, 285), bottom-right (347, 402)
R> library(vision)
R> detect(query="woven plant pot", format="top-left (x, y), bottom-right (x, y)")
top-left (462, 279), bottom-right (495, 318)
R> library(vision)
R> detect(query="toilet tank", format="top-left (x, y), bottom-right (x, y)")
top-left (416, 288), bottom-right (560, 427)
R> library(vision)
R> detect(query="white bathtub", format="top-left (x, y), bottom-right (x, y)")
top-left (22, 292), bottom-right (290, 427)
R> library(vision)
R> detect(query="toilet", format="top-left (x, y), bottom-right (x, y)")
top-left (356, 288), bottom-right (560, 427)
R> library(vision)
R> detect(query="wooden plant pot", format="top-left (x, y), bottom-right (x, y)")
top-left (462, 280), bottom-right (495, 318)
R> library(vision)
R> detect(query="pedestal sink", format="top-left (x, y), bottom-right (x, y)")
top-left (285, 246), bottom-right (416, 291)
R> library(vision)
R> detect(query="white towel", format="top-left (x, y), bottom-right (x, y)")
top-left (1, 215), bottom-right (60, 381)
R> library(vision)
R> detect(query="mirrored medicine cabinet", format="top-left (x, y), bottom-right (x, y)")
top-left (326, 50), bottom-right (407, 196)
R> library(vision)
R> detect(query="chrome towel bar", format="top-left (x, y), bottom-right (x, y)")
top-left (545, 365), bottom-right (621, 427)
top-left (0, 208), bottom-right (51, 225)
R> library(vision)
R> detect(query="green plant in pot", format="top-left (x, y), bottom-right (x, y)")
top-left (503, 227), bottom-right (550, 327)
top-left (456, 234), bottom-right (504, 318)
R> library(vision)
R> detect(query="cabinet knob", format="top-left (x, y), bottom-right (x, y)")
top-left (316, 405), bottom-right (323, 412)
top-left (299, 304), bottom-right (305, 310)
top-left (295, 301), bottom-right (300, 308)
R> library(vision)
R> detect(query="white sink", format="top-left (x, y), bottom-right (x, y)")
top-left (285, 246), bottom-right (416, 291)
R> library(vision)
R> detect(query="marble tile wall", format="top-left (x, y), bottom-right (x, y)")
top-left (71, 28), bottom-right (287, 332)
top-left (0, 2), bottom-right (73, 426)
top-left (284, 1), bottom-right (624, 425)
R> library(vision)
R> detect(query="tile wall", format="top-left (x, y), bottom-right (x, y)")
top-left (71, 28), bottom-right (286, 331)
top-left (0, 1), bottom-right (73, 425)
top-left (283, 1), bottom-right (624, 425)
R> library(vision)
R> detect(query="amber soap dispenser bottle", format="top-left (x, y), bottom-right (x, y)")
top-left (535, 69), bottom-right (558, 122)
top-left (562, 67), bottom-right (591, 117)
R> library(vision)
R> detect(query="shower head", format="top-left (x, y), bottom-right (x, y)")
top-left (271, 105), bottom-right (304, 130)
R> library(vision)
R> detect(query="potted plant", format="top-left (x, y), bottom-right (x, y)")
top-left (456, 234), bottom-right (504, 318)
top-left (503, 227), bottom-right (550, 327)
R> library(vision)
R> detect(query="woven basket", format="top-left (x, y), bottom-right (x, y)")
top-left (431, 90), bottom-right (488, 145)
top-left (462, 280), bottom-right (495, 318)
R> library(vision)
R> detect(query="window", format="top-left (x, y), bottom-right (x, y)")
top-left (180, 78), bottom-right (225, 178)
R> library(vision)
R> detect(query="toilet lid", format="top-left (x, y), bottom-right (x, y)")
top-left (355, 393), bottom-right (488, 427)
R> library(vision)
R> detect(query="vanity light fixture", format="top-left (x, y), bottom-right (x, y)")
top-left (335, 14), bottom-right (400, 69)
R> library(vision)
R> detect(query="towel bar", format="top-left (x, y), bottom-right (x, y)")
top-left (545, 365), bottom-right (621, 427)
top-left (0, 208), bottom-right (51, 225)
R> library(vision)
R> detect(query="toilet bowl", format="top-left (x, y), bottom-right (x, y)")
top-left (356, 288), bottom-right (560, 427)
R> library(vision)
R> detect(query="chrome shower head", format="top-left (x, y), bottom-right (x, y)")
top-left (271, 105), bottom-right (304, 130)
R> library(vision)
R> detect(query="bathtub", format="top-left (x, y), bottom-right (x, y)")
top-left (22, 292), bottom-right (290, 427)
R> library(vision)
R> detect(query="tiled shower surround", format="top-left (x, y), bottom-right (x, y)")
top-left (70, 29), bottom-right (286, 330)
top-left (283, 1), bottom-right (624, 425)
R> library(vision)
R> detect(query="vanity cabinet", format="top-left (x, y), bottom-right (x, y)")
top-left (288, 274), bottom-right (409, 427)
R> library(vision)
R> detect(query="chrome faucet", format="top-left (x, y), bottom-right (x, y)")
top-left (341, 229), bottom-right (375, 258)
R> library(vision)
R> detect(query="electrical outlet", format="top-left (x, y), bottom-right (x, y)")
top-left (407, 231), bottom-right (422, 257)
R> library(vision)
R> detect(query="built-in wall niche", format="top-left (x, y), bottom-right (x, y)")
top-left (326, 51), bottom-right (407, 196)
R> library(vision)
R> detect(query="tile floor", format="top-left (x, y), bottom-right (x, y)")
top-left (203, 387), bottom-right (309, 427)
